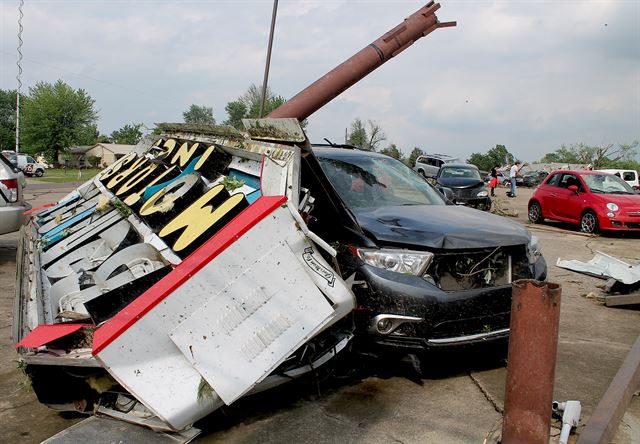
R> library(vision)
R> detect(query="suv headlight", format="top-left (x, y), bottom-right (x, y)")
top-left (526, 235), bottom-right (542, 264)
top-left (354, 248), bottom-right (434, 276)
top-left (477, 190), bottom-right (488, 197)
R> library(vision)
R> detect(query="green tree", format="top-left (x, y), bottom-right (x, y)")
top-left (346, 118), bottom-right (367, 149)
top-left (224, 84), bottom-right (286, 129)
top-left (539, 145), bottom-right (580, 164)
top-left (21, 80), bottom-right (98, 161)
top-left (110, 123), bottom-right (144, 145)
top-left (380, 143), bottom-right (402, 160)
top-left (346, 118), bottom-right (386, 151)
top-left (183, 104), bottom-right (215, 125)
top-left (0, 89), bottom-right (17, 151)
top-left (540, 142), bottom-right (638, 168)
top-left (404, 147), bottom-right (424, 167)
top-left (224, 101), bottom-right (248, 130)
top-left (467, 144), bottom-right (514, 171)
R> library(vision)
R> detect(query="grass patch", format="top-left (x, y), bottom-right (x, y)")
top-left (29, 168), bottom-right (102, 183)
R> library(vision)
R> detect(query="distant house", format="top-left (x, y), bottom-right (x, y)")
top-left (60, 143), bottom-right (136, 168)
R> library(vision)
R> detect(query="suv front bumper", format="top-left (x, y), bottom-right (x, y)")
top-left (353, 255), bottom-right (547, 352)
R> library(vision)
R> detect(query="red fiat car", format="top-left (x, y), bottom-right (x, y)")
top-left (528, 170), bottom-right (640, 233)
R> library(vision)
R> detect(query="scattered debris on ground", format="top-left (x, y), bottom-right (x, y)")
top-left (490, 197), bottom-right (518, 218)
top-left (557, 251), bottom-right (640, 307)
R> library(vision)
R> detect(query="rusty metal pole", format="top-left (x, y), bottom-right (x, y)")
top-left (268, 1), bottom-right (455, 121)
top-left (502, 280), bottom-right (562, 444)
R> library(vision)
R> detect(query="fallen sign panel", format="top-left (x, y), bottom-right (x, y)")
top-left (14, 124), bottom-right (355, 432)
top-left (556, 251), bottom-right (640, 285)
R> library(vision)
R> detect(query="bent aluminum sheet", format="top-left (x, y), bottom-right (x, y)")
top-left (556, 251), bottom-right (640, 285)
top-left (94, 200), bottom-right (353, 430)
top-left (168, 238), bottom-right (333, 404)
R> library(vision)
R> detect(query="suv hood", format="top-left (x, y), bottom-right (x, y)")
top-left (352, 204), bottom-right (531, 249)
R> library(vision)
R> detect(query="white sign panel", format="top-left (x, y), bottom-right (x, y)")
top-left (169, 241), bottom-right (334, 404)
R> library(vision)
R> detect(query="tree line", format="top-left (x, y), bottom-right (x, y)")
top-left (0, 81), bottom-right (296, 163)
top-left (467, 141), bottom-right (639, 173)
top-left (2, 79), bottom-right (637, 172)
top-left (0, 82), bottom-right (144, 162)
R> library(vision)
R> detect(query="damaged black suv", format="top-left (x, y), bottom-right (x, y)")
top-left (303, 146), bottom-right (547, 353)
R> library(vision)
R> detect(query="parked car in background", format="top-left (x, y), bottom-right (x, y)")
top-left (528, 170), bottom-right (640, 233)
top-left (313, 146), bottom-right (546, 353)
top-left (521, 170), bottom-right (548, 188)
top-left (0, 153), bottom-right (31, 235)
top-left (5, 152), bottom-right (46, 177)
top-left (484, 170), bottom-right (518, 187)
top-left (435, 163), bottom-right (491, 210)
top-left (597, 169), bottom-right (639, 190)
top-left (413, 153), bottom-right (459, 178)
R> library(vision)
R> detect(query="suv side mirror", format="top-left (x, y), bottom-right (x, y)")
top-left (568, 185), bottom-right (579, 194)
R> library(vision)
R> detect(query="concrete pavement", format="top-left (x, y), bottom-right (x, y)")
top-left (1, 184), bottom-right (638, 443)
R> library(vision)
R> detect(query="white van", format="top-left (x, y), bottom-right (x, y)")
top-left (597, 169), bottom-right (639, 189)
top-left (5, 152), bottom-right (46, 177)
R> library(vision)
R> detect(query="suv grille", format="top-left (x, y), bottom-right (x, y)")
top-left (428, 246), bottom-right (530, 292)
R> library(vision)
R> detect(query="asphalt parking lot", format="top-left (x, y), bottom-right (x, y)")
top-left (1, 182), bottom-right (639, 443)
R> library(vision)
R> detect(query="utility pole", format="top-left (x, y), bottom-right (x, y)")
top-left (259, 0), bottom-right (278, 118)
top-left (15, 0), bottom-right (24, 153)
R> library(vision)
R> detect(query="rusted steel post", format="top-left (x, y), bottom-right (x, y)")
top-left (502, 280), bottom-right (562, 444)
top-left (268, 1), bottom-right (455, 121)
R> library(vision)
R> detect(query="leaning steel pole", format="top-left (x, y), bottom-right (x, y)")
top-left (259, 0), bottom-right (278, 118)
top-left (268, 1), bottom-right (455, 121)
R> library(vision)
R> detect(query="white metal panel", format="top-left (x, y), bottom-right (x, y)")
top-left (556, 251), bottom-right (640, 285)
top-left (40, 212), bottom-right (123, 266)
top-left (168, 240), bottom-right (334, 404)
top-left (95, 204), bottom-right (353, 430)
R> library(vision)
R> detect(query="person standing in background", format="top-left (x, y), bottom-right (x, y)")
top-left (489, 164), bottom-right (499, 197)
top-left (509, 161), bottom-right (521, 197)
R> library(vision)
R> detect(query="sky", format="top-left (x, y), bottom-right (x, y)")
top-left (0, 0), bottom-right (639, 161)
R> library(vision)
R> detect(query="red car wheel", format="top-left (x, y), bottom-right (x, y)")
top-left (580, 210), bottom-right (599, 234)
top-left (528, 201), bottom-right (543, 223)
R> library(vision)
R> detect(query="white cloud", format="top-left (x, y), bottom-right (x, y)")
top-left (0, 0), bottom-right (637, 160)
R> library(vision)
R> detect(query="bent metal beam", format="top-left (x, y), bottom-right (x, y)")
top-left (268, 1), bottom-right (455, 121)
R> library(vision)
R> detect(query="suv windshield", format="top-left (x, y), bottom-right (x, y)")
top-left (317, 153), bottom-right (446, 208)
top-left (583, 174), bottom-right (636, 195)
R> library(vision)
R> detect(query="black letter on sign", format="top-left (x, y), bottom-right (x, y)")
top-left (158, 184), bottom-right (249, 258)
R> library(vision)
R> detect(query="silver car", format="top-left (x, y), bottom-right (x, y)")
top-left (0, 154), bottom-right (31, 235)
